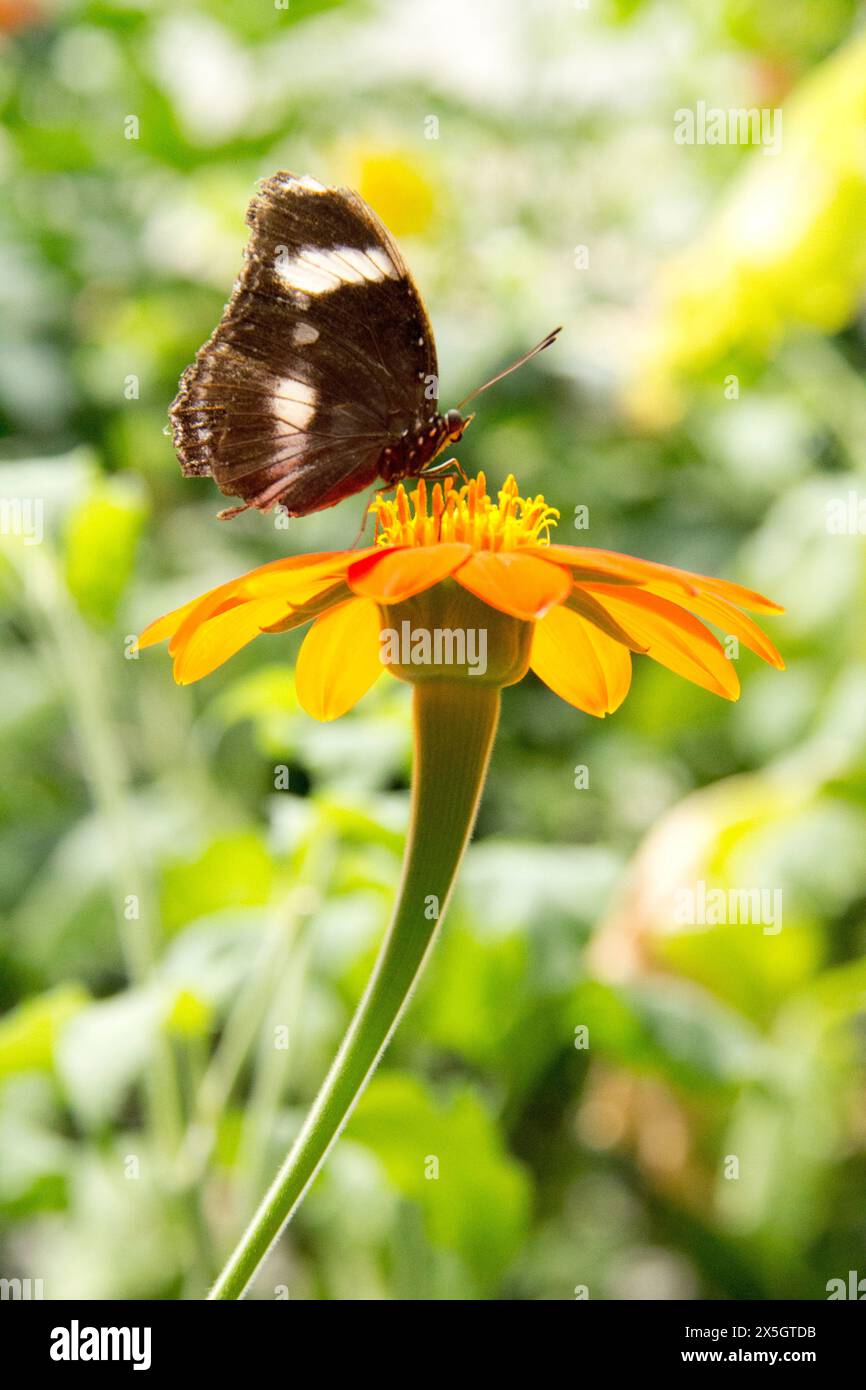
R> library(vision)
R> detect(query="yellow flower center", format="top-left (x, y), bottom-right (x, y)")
top-left (372, 471), bottom-right (559, 552)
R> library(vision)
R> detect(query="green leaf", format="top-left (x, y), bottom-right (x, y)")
top-left (416, 924), bottom-right (532, 1066)
top-left (571, 977), bottom-right (767, 1092)
top-left (0, 985), bottom-right (89, 1079)
top-left (159, 831), bottom-right (274, 934)
top-left (348, 1072), bottom-right (531, 1293)
top-left (55, 988), bottom-right (163, 1128)
top-left (0, 1084), bottom-right (71, 1219)
top-left (63, 477), bottom-right (147, 624)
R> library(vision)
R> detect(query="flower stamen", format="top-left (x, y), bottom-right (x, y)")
top-left (372, 470), bottom-right (560, 552)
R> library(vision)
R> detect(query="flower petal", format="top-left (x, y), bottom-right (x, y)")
top-left (640, 583), bottom-right (785, 669)
top-left (174, 597), bottom-right (294, 685)
top-left (455, 551), bottom-right (571, 620)
top-left (539, 545), bottom-right (697, 593)
top-left (629, 560), bottom-right (783, 614)
top-left (540, 545), bottom-right (783, 613)
top-left (566, 589), bottom-right (647, 652)
top-left (241, 551), bottom-right (366, 599)
top-left (581, 584), bottom-right (740, 700)
top-left (530, 603), bottom-right (632, 716)
top-left (261, 581), bottom-right (353, 634)
top-left (348, 543), bottom-right (470, 603)
top-left (168, 551), bottom-right (362, 656)
top-left (295, 597), bottom-right (383, 721)
top-left (138, 596), bottom-right (203, 650)
top-left (684, 573), bottom-right (784, 615)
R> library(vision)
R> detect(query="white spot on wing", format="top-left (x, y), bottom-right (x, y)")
top-left (277, 252), bottom-right (342, 294)
top-left (284, 174), bottom-right (327, 193)
top-left (366, 246), bottom-right (398, 279)
top-left (272, 377), bottom-right (316, 432)
top-left (291, 323), bottom-right (319, 346)
top-left (274, 244), bottom-right (400, 294)
top-left (332, 246), bottom-right (384, 283)
top-left (328, 250), bottom-right (370, 284)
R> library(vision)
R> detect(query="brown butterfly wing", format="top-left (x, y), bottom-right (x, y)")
top-left (170, 173), bottom-right (439, 516)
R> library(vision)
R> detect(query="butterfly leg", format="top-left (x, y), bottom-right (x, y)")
top-left (421, 456), bottom-right (468, 484)
top-left (349, 485), bottom-right (386, 549)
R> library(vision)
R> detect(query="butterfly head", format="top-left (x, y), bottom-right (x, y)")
top-left (444, 408), bottom-right (474, 443)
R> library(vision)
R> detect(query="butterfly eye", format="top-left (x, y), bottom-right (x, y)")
top-left (444, 409), bottom-right (465, 439)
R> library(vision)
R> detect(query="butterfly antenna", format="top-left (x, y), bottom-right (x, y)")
top-left (455, 326), bottom-right (562, 410)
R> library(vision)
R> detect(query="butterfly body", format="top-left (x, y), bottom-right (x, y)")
top-left (169, 173), bottom-right (555, 518)
top-left (379, 408), bottom-right (470, 485)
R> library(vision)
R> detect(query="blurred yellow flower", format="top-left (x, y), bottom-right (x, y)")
top-left (165, 987), bottom-right (214, 1041)
top-left (348, 148), bottom-right (437, 238)
top-left (627, 27), bottom-right (866, 427)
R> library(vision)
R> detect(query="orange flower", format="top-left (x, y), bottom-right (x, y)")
top-left (139, 472), bottom-right (783, 719)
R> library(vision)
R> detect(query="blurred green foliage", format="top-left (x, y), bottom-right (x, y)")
top-left (2, 0), bottom-right (866, 1301)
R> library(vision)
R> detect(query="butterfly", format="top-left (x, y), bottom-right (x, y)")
top-left (170, 172), bottom-right (561, 519)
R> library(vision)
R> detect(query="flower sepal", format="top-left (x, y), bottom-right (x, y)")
top-left (377, 577), bottom-right (533, 688)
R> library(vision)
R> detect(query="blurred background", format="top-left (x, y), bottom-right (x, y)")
top-left (2, 0), bottom-right (866, 1301)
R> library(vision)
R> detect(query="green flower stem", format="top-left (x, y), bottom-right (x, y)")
top-left (209, 680), bottom-right (501, 1299)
